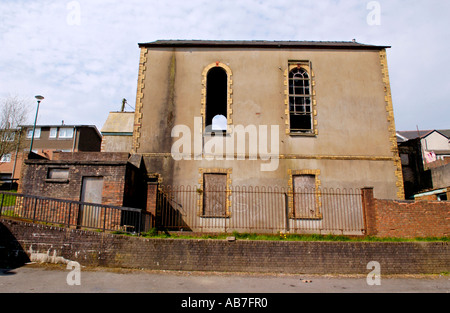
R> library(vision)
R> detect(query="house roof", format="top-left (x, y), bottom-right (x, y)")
top-left (438, 129), bottom-right (450, 138)
top-left (139, 40), bottom-right (390, 50)
top-left (20, 124), bottom-right (98, 129)
top-left (101, 111), bottom-right (134, 135)
top-left (19, 124), bottom-right (101, 138)
top-left (397, 129), bottom-right (450, 143)
top-left (397, 130), bottom-right (434, 142)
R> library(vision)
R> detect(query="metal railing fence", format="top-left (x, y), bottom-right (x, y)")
top-left (1, 185), bottom-right (365, 236)
top-left (154, 185), bottom-right (365, 235)
top-left (0, 191), bottom-right (154, 234)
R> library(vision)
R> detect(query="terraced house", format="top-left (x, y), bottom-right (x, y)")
top-left (131, 40), bottom-right (405, 234)
top-left (1, 124), bottom-right (101, 187)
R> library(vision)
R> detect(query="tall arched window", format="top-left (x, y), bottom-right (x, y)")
top-left (289, 67), bottom-right (313, 133)
top-left (205, 67), bottom-right (228, 132)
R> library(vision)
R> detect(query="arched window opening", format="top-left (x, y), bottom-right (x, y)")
top-left (206, 67), bottom-right (227, 132)
top-left (289, 67), bottom-right (312, 133)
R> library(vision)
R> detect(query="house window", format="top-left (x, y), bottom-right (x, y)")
top-left (1, 154), bottom-right (11, 163)
top-left (27, 128), bottom-right (41, 139)
top-left (201, 63), bottom-right (233, 133)
top-left (205, 67), bottom-right (228, 132)
top-left (288, 169), bottom-right (322, 219)
top-left (59, 128), bottom-right (74, 139)
top-left (49, 127), bottom-right (58, 138)
top-left (3, 132), bottom-right (15, 142)
top-left (289, 66), bottom-right (313, 134)
top-left (0, 173), bottom-right (12, 181)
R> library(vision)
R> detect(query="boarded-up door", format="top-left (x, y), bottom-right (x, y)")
top-left (79, 177), bottom-right (104, 228)
top-left (203, 173), bottom-right (227, 217)
top-left (293, 175), bottom-right (317, 218)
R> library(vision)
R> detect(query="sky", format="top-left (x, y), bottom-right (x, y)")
top-left (1, 0), bottom-right (449, 132)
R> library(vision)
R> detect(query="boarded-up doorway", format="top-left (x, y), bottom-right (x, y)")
top-left (203, 173), bottom-right (227, 217)
top-left (293, 174), bottom-right (317, 218)
top-left (79, 176), bottom-right (104, 228)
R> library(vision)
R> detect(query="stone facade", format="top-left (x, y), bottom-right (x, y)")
top-left (132, 40), bottom-right (404, 200)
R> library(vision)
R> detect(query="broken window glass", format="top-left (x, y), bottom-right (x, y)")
top-left (289, 67), bottom-right (313, 133)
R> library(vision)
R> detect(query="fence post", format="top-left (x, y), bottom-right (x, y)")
top-left (103, 206), bottom-right (107, 232)
top-left (67, 203), bottom-right (72, 228)
top-left (138, 209), bottom-right (142, 235)
top-left (361, 187), bottom-right (377, 236)
top-left (32, 198), bottom-right (38, 222)
top-left (284, 192), bottom-right (290, 232)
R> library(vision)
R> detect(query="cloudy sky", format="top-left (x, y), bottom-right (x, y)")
top-left (1, 0), bottom-right (449, 132)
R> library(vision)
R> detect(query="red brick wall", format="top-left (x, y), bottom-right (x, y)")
top-left (2, 218), bottom-right (448, 274)
top-left (19, 157), bottom-right (129, 206)
top-left (146, 183), bottom-right (158, 214)
top-left (52, 152), bottom-right (129, 162)
top-left (374, 199), bottom-right (450, 238)
top-left (363, 188), bottom-right (450, 238)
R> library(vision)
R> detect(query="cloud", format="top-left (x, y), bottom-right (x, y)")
top-left (0, 0), bottom-right (449, 131)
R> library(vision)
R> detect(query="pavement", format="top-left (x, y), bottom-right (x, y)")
top-left (0, 263), bottom-right (449, 294)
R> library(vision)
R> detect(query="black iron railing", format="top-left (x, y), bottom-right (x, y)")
top-left (1, 186), bottom-right (365, 236)
top-left (154, 185), bottom-right (365, 235)
top-left (0, 191), bottom-right (154, 235)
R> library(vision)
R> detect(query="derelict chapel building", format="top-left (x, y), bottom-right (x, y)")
top-left (130, 40), bottom-right (404, 233)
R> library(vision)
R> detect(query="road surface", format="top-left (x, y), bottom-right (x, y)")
top-left (1, 264), bottom-right (448, 294)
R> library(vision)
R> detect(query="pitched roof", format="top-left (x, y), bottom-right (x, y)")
top-left (422, 129), bottom-right (450, 139)
top-left (438, 129), bottom-right (450, 138)
top-left (397, 129), bottom-right (450, 141)
top-left (139, 40), bottom-right (390, 50)
top-left (397, 130), bottom-right (434, 141)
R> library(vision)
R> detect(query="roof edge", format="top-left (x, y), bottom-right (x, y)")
top-left (138, 40), bottom-right (391, 50)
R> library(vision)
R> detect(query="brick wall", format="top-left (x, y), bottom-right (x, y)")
top-left (146, 183), bottom-right (158, 214)
top-left (52, 152), bottom-right (129, 162)
top-left (362, 188), bottom-right (450, 238)
top-left (19, 154), bottom-right (129, 206)
top-left (1, 218), bottom-right (448, 274)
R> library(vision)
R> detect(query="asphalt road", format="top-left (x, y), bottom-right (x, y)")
top-left (0, 264), bottom-right (448, 294)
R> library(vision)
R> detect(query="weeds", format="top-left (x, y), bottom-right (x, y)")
top-left (136, 228), bottom-right (449, 242)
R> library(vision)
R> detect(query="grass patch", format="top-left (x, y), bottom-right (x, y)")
top-left (0, 209), bottom-right (19, 217)
top-left (0, 191), bottom-right (18, 207)
top-left (136, 228), bottom-right (449, 242)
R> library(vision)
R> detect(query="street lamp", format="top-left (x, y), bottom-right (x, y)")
top-left (29, 95), bottom-right (44, 157)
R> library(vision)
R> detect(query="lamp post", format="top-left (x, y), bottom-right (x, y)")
top-left (29, 95), bottom-right (44, 157)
